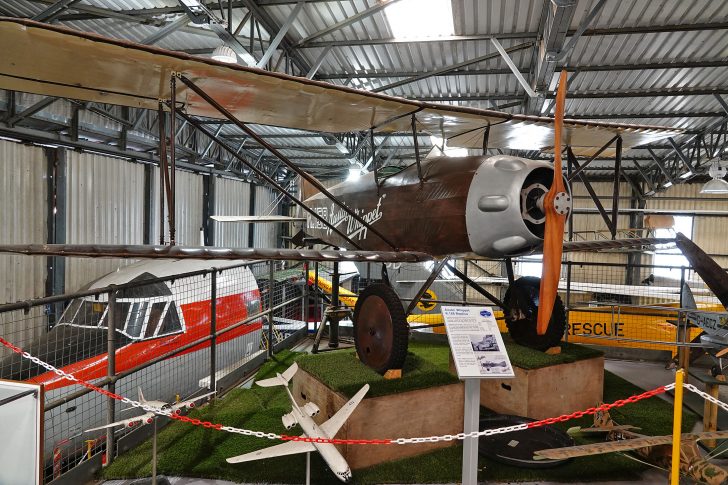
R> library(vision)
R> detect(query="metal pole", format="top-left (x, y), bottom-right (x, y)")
top-left (152, 416), bottom-right (158, 485)
top-left (314, 261), bottom-right (319, 335)
top-left (670, 369), bottom-right (685, 485)
top-left (462, 260), bottom-right (468, 303)
top-left (462, 378), bottom-right (480, 485)
top-left (210, 269), bottom-right (217, 393)
top-left (169, 76), bottom-right (177, 246)
top-left (302, 261), bottom-right (310, 334)
top-left (611, 136), bottom-right (622, 239)
top-left (329, 261), bottom-right (340, 348)
top-left (305, 452), bottom-right (311, 485)
top-left (157, 104), bottom-right (165, 245)
top-left (105, 288), bottom-right (117, 466)
top-left (268, 261), bottom-right (275, 357)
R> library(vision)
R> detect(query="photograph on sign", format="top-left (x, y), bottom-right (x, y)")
top-left (442, 306), bottom-right (514, 379)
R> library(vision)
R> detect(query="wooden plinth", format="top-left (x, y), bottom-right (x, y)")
top-left (291, 369), bottom-right (464, 469)
top-left (450, 354), bottom-right (604, 420)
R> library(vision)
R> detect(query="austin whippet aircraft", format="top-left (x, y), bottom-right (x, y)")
top-left (0, 18), bottom-right (682, 374)
top-left (226, 363), bottom-right (368, 483)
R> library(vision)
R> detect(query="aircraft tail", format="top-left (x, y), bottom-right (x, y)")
top-left (681, 283), bottom-right (698, 310)
top-left (138, 387), bottom-right (146, 403)
top-left (256, 363), bottom-right (298, 388)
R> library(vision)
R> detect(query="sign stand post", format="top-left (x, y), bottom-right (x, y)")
top-left (441, 305), bottom-right (515, 485)
top-left (462, 378), bottom-right (480, 485)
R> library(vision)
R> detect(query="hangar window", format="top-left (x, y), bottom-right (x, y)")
top-left (516, 254), bottom-right (543, 278)
top-left (653, 216), bottom-right (693, 278)
top-left (384, 0), bottom-right (454, 39)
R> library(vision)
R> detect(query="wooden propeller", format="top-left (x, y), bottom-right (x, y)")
top-left (537, 70), bottom-right (569, 335)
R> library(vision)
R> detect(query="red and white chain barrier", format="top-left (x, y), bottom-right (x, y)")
top-left (0, 335), bottom-right (675, 446)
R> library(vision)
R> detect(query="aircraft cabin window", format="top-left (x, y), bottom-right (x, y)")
top-left (73, 300), bottom-right (108, 327)
top-left (157, 302), bottom-right (182, 336)
top-left (126, 302), bottom-right (149, 338)
top-left (246, 299), bottom-right (261, 318)
top-left (59, 299), bottom-right (83, 325)
top-left (144, 302), bottom-right (167, 339)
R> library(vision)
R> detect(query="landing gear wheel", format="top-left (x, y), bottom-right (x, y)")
top-left (504, 276), bottom-right (566, 351)
top-left (353, 283), bottom-right (409, 375)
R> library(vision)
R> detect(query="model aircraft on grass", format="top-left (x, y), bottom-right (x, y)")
top-left (0, 18), bottom-right (684, 375)
top-left (226, 363), bottom-right (368, 483)
top-left (85, 387), bottom-right (216, 432)
top-left (535, 407), bottom-right (728, 485)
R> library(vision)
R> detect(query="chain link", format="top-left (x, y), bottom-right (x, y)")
top-left (684, 383), bottom-right (728, 413)
top-left (0, 335), bottom-right (677, 447)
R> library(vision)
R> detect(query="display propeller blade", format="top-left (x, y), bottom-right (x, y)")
top-left (537, 70), bottom-right (570, 335)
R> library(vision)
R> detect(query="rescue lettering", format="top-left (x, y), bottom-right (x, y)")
top-left (568, 322), bottom-right (625, 337)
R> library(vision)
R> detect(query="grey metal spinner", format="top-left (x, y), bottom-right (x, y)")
top-left (465, 155), bottom-right (569, 258)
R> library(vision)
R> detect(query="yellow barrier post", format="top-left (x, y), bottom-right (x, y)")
top-left (671, 368), bottom-right (685, 485)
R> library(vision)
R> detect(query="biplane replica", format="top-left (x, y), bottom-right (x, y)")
top-left (0, 17), bottom-right (704, 376)
top-left (535, 406), bottom-right (728, 485)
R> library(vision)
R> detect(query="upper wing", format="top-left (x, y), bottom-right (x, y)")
top-left (226, 440), bottom-right (315, 464)
top-left (0, 18), bottom-right (680, 157)
top-left (321, 384), bottom-right (369, 438)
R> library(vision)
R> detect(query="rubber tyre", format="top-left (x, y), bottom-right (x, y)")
top-left (504, 276), bottom-right (567, 351)
top-left (353, 283), bottom-right (409, 374)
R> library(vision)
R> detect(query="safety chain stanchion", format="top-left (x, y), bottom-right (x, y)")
top-left (0, 335), bottom-right (674, 446)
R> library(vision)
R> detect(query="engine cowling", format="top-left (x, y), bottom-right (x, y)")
top-left (303, 402), bottom-right (320, 417)
top-left (281, 412), bottom-right (297, 430)
top-left (465, 155), bottom-right (571, 258)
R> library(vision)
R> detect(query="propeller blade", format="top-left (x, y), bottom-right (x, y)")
top-left (537, 70), bottom-right (569, 335)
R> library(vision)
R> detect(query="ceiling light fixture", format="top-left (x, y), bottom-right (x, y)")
top-left (700, 161), bottom-right (728, 194)
top-left (211, 45), bottom-right (237, 64)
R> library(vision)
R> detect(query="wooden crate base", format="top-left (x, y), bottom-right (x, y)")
top-left (291, 369), bottom-right (464, 469)
top-left (472, 355), bottom-right (604, 419)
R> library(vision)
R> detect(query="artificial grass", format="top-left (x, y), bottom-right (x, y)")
top-left (295, 341), bottom-right (458, 398)
top-left (102, 342), bottom-right (691, 484)
top-left (502, 335), bottom-right (604, 370)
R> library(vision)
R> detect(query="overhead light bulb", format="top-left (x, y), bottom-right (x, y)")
top-left (211, 45), bottom-right (237, 64)
top-left (701, 161), bottom-right (728, 194)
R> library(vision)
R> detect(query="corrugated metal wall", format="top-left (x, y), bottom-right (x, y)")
top-left (149, 167), bottom-right (204, 246)
top-left (253, 185), bottom-right (278, 248)
top-left (65, 151), bottom-right (146, 291)
top-left (213, 177), bottom-right (252, 248)
top-left (648, 184), bottom-right (728, 267)
top-left (0, 141), bottom-right (48, 346)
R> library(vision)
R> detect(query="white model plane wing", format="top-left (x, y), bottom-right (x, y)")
top-left (321, 384), bottom-right (369, 437)
top-left (171, 390), bottom-right (216, 412)
top-left (85, 412), bottom-right (154, 432)
top-left (226, 439), bottom-right (316, 464)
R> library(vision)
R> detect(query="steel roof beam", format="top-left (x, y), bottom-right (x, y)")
top-left (373, 42), bottom-right (533, 93)
top-left (256, 1), bottom-right (303, 69)
top-left (32, 0), bottom-right (81, 22)
top-left (299, 22), bottom-right (728, 48)
top-left (239, 0), bottom-right (311, 75)
top-left (140, 14), bottom-right (190, 45)
top-left (415, 87), bottom-right (728, 101)
top-left (295, 0), bottom-right (403, 47)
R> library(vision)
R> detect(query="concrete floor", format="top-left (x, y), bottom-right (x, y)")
top-left (102, 348), bottom-right (726, 485)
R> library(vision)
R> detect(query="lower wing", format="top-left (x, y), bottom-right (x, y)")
top-left (227, 439), bottom-right (316, 464)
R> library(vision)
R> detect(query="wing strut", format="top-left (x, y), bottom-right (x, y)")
top-left (178, 74), bottom-right (400, 252)
top-left (174, 109), bottom-right (363, 250)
